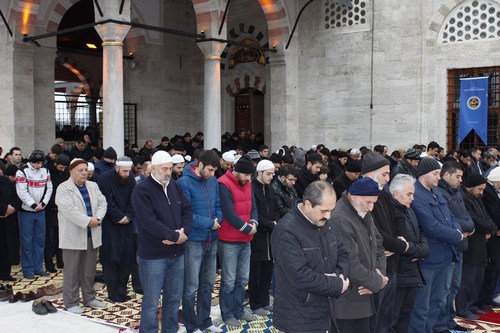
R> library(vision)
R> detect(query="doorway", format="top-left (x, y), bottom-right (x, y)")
top-left (234, 88), bottom-right (264, 135)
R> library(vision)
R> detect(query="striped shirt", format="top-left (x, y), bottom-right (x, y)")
top-left (77, 184), bottom-right (93, 237)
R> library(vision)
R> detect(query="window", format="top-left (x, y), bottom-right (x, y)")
top-left (324, 0), bottom-right (367, 30)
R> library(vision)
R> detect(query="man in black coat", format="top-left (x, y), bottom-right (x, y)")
top-left (272, 164), bottom-right (299, 217)
top-left (332, 160), bottom-right (361, 201)
top-left (45, 154), bottom-right (70, 272)
top-left (271, 181), bottom-right (349, 333)
top-left (97, 156), bottom-right (136, 302)
top-left (0, 165), bottom-right (21, 281)
top-left (458, 174), bottom-right (497, 318)
top-left (389, 174), bottom-right (429, 333)
top-left (294, 152), bottom-right (323, 198)
top-left (249, 160), bottom-right (280, 316)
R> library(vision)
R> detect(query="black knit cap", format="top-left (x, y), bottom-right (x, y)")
top-left (233, 155), bottom-right (255, 175)
top-left (463, 174), bottom-right (487, 188)
top-left (29, 150), bottom-right (45, 163)
top-left (417, 157), bottom-right (441, 177)
top-left (5, 165), bottom-right (18, 176)
top-left (103, 147), bottom-right (117, 160)
top-left (347, 160), bottom-right (362, 173)
top-left (361, 152), bottom-right (390, 174)
top-left (55, 154), bottom-right (70, 166)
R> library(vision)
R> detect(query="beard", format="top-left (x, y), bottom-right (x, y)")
top-left (116, 172), bottom-right (130, 185)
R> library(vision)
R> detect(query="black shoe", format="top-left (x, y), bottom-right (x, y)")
top-left (0, 276), bottom-right (16, 282)
top-left (32, 301), bottom-right (49, 315)
top-left (41, 299), bottom-right (57, 313)
top-left (134, 289), bottom-right (144, 295)
top-left (35, 271), bottom-right (50, 277)
top-left (46, 267), bottom-right (57, 273)
top-left (453, 324), bottom-right (469, 331)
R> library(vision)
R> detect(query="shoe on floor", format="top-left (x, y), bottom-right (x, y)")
top-left (84, 299), bottom-right (106, 308)
top-left (252, 308), bottom-right (268, 316)
top-left (0, 276), bottom-right (16, 282)
top-left (32, 300), bottom-right (49, 315)
top-left (238, 313), bottom-right (256, 322)
top-left (67, 305), bottom-right (83, 314)
top-left (46, 267), bottom-right (57, 273)
top-left (493, 294), bottom-right (500, 304)
top-left (41, 299), bottom-right (57, 313)
top-left (263, 304), bottom-right (273, 312)
top-left (479, 304), bottom-right (494, 312)
top-left (206, 324), bottom-right (223, 333)
top-left (224, 318), bottom-right (242, 327)
top-left (458, 312), bottom-right (479, 320)
top-left (470, 307), bottom-right (486, 315)
top-left (133, 289), bottom-right (144, 295)
top-left (24, 274), bottom-right (35, 280)
top-left (35, 271), bottom-right (50, 277)
top-left (192, 330), bottom-right (203, 333)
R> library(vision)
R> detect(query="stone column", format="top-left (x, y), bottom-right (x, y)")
top-left (197, 41), bottom-right (226, 151)
top-left (95, 23), bottom-right (130, 155)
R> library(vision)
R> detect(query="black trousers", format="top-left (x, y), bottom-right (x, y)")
top-left (456, 263), bottom-right (485, 315)
top-left (103, 262), bottom-right (132, 301)
top-left (370, 272), bottom-right (397, 333)
top-left (337, 317), bottom-right (371, 333)
top-left (130, 233), bottom-right (142, 292)
top-left (44, 223), bottom-right (63, 270)
top-left (478, 267), bottom-right (500, 307)
top-left (248, 260), bottom-right (273, 310)
top-left (389, 286), bottom-right (416, 333)
top-left (0, 265), bottom-right (12, 279)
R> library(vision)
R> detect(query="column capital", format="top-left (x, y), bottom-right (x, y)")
top-left (197, 40), bottom-right (226, 59)
top-left (95, 22), bottom-right (131, 43)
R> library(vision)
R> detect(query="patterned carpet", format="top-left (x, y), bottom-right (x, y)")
top-left (2, 264), bottom-right (500, 332)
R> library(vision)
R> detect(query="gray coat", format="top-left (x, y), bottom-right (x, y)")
top-left (331, 195), bottom-right (387, 320)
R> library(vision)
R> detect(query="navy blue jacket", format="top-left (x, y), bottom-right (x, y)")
top-left (177, 162), bottom-right (223, 242)
top-left (131, 176), bottom-right (192, 259)
top-left (411, 180), bottom-right (462, 268)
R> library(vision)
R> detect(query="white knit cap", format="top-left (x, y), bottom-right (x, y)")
top-left (87, 162), bottom-right (94, 171)
top-left (151, 151), bottom-right (173, 165)
top-left (256, 159), bottom-right (275, 172)
top-left (222, 152), bottom-right (235, 163)
top-left (488, 167), bottom-right (500, 182)
top-left (116, 156), bottom-right (133, 167)
top-left (172, 154), bottom-right (185, 164)
top-left (185, 155), bottom-right (192, 162)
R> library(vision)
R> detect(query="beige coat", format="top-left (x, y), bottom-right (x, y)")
top-left (56, 179), bottom-right (107, 250)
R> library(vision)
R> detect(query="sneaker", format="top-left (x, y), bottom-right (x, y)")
top-left (252, 308), bottom-right (268, 316)
top-left (238, 313), bottom-right (256, 322)
top-left (35, 271), bottom-right (50, 277)
top-left (224, 318), bottom-right (242, 327)
top-left (84, 299), bottom-right (106, 308)
top-left (206, 325), bottom-right (223, 333)
top-left (67, 306), bottom-right (83, 314)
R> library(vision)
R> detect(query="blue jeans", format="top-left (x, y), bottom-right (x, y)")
top-left (408, 264), bottom-right (453, 333)
top-left (446, 256), bottom-right (462, 328)
top-left (18, 211), bottom-right (46, 276)
top-left (218, 241), bottom-right (251, 320)
top-left (182, 240), bottom-right (218, 333)
top-left (138, 255), bottom-right (184, 333)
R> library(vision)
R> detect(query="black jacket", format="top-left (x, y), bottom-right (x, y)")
top-left (392, 199), bottom-right (429, 287)
top-left (271, 204), bottom-right (349, 333)
top-left (0, 177), bottom-right (21, 266)
top-left (462, 186), bottom-right (497, 266)
top-left (390, 158), bottom-right (417, 179)
top-left (295, 167), bottom-right (318, 199)
top-left (332, 173), bottom-right (354, 202)
top-left (271, 178), bottom-right (299, 218)
top-left (251, 178), bottom-right (280, 261)
top-left (481, 182), bottom-right (500, 269)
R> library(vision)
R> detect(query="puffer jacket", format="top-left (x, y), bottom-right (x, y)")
top-left (177, 162), bottom-right (223, 242)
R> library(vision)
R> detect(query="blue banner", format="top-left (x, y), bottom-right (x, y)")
top-left (459, 77), bottom-right (488, 144)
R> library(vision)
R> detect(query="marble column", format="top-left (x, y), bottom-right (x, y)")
top-left (95, 23), bottom-right (130, 155)
top-left (198, 41), bottom-right (226, 151)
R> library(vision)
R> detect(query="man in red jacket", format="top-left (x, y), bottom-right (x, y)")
top-left (218, 154), bottom-right (258, 327)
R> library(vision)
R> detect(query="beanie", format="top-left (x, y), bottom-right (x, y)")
top-left (346, 160), bottom-right (362, 173)
top-left (29, 150), bottom-right (45, 164)
top-left (233, 155), bottom-right (255, 174)
top-left (248, 149), bottom-right (261, 161)
top-left (87, 162), bottom-right (94, 171)
top-left (404, 148), bottom-right (421, 161)
top-left (55, 154), bottom-right (70, 166)
top-left (463, 174), bottom-right (487, 188)
top-left (256, 159), bottom-right (275, 172)
top-left (361, 152), bottom-right (390, 174)
top-left (151, 151), bottom-right (173, 165)
top-left (294, 148), bottom-right (306, 168)
top-left (5, 165), bottom-right (18, 176)
top-left (348, 177), bottom-right (381, 196)
top-left (103, 147), bottom-right (117, 160)
top-left (417, 157), bottom-right (441, 177)
top-left (488, 167), bottom-right (500, 182)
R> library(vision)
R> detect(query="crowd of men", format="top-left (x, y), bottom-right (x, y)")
top-left (2, 135), bottom-right (500, 333)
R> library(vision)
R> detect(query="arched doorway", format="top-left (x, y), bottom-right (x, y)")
top-left (235, 88), bottom-right (264, 136)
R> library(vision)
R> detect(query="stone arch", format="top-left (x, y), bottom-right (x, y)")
top-left (225, 74), bottom-right (266, 97)
top-left (7, 0), bottom-right (40, 35)
top-left (55, 55), bottom-right (95, 96)
top-left (220, 24), bottom-right (270, 70)
top-left (256, 0), bottom-right (290, 45)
